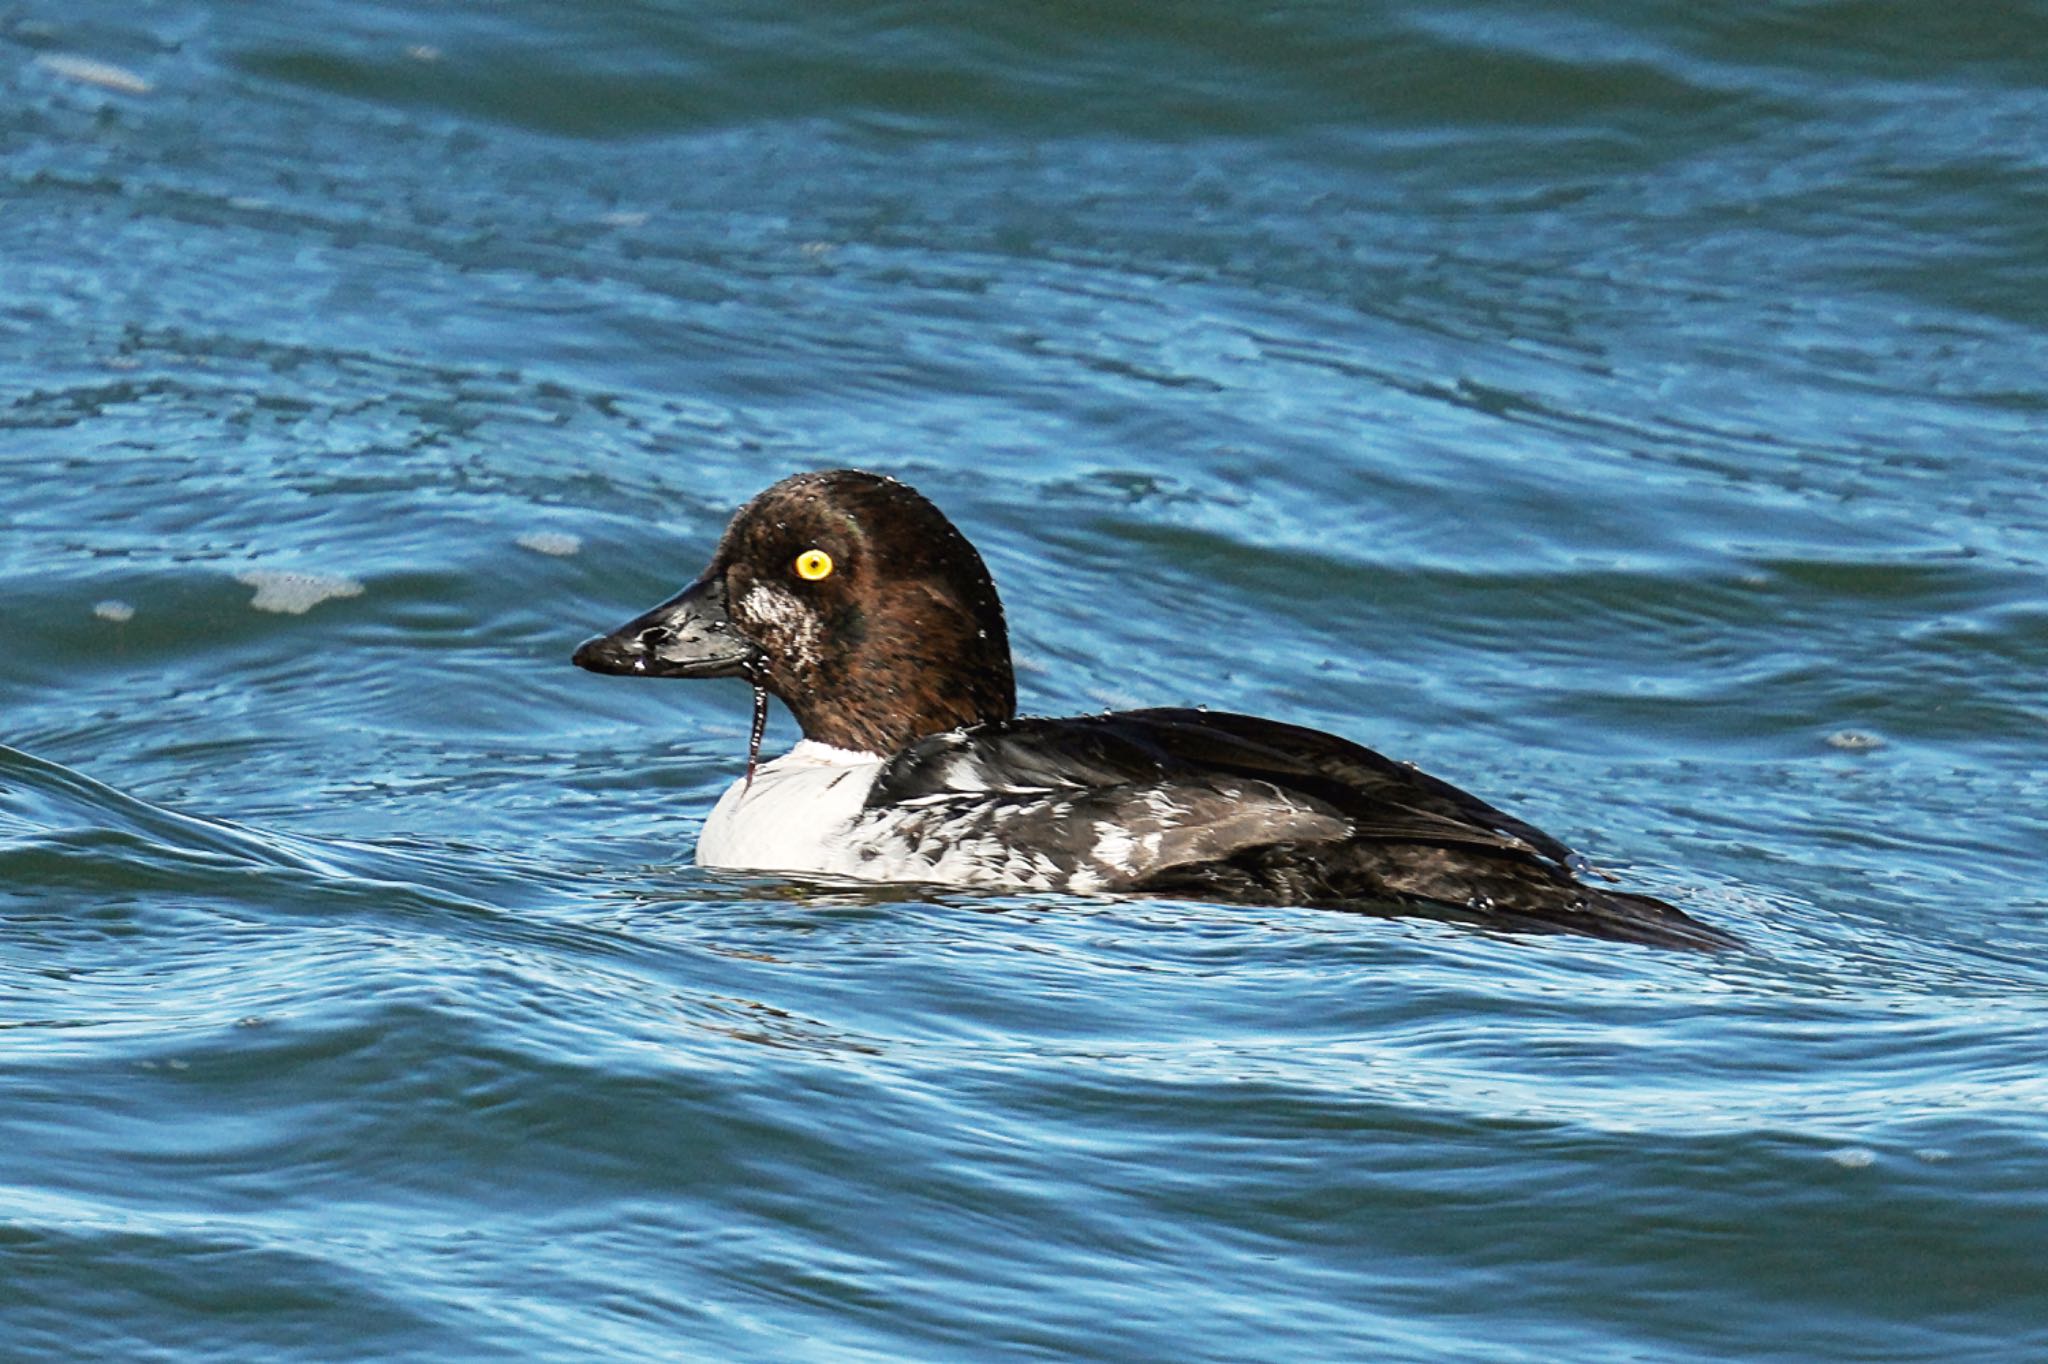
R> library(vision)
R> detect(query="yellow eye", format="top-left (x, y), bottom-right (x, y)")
top-left (794, 548), bottom-right (834, 581)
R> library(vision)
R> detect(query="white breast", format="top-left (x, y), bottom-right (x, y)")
top-left (695, 741), bottom-right (885, 873)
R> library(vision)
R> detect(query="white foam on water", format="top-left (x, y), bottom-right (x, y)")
top-left (236, 570), bottom-right (365, 615)
top-left (93, 600), bottom-right (136, 623)
top-left (516, 531), bottom-right (582, 557)
top-left (37, 54), bottom-right (153, 95)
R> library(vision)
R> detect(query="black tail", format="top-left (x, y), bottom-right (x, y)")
top-left (1522, 887), bottom-right (1745, 953)
top-left (1142, 844), bottom-right (1744, 952)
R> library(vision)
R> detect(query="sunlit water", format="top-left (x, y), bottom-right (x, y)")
top-left (5, 3), bottom-right (2047, 1359)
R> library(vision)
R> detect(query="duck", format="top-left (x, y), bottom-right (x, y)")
top-left (572, 469), bottom-right (1740, 951)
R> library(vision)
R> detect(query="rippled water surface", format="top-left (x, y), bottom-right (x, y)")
top-left (5, 2), bottom-right (2047, 1359)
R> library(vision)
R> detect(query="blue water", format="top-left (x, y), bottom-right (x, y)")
top-left (5, 2), bottom-right (2048, 1358)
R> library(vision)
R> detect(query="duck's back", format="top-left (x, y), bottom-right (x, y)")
top-left (871, 709), bottom-right (1739, 951)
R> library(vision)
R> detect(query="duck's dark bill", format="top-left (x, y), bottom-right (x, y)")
top-left (571, 576), bottom-right (762, 680)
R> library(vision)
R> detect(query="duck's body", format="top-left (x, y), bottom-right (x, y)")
top-left (574, 470), bottom-right (1739, 951)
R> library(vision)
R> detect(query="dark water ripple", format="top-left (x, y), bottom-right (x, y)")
top-left (6, 0), bottom-right (2048, 1359)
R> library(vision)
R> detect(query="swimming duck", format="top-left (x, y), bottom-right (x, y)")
top-left (573, 469), bottom-right (1738, 951)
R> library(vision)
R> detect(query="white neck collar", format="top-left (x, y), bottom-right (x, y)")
top-left (783, 738), bottom-right (885, 767)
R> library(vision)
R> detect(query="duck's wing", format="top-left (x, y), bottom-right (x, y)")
top-left (1103, 712), bottom-right (1739, 951)
top-left (862, 715), bottom-right (1354, 889)
top-left (1112, 708), bottom-right (1583, 870)
top-left (868, 711), bottom-right (1737, 951)
top-left (866, 709), bottom-right (1569, 882)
